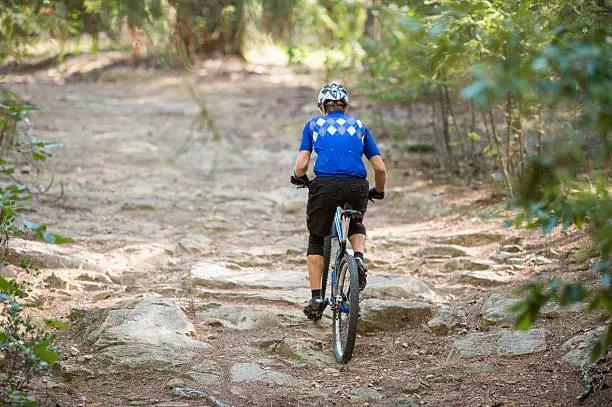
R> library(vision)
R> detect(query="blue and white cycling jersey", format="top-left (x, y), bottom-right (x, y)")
top-left (299, 111), bottom-right (380, 178)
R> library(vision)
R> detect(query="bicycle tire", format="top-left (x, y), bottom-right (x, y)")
top-left (332, 253), bottom-right (360, 363)
top-left (321, 236), bottom-right (331, 300)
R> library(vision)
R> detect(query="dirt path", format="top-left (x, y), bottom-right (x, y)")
top-left (3, 60), bottom-right (609, 407)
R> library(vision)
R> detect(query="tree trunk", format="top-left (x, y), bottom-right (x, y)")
top-left (505, 92), bottom-right (513, 176)
top-left (439, 86), bottom-right (454, 172)
top-left (127, 16), bottom-right (139, 59)
top-left (488, 107), bottom-right (513, 197)
top-left (363, 0), bottom-right (376, 39)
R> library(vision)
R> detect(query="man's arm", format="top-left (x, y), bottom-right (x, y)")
top-left (294, 150), bottom-right (311, 177)
top-left (369, 155), bottom-right (386, 192)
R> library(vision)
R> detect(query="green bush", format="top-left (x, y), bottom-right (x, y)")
top-left (0, 276), bottom-right (62, 407)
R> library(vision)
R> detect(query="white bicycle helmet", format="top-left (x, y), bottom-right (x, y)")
top-left (317, 83), bottom-right (349, 112)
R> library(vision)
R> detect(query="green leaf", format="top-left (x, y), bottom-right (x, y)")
top-left (33, 341), bottom-right (58, 365)
top-left (460, 81), bottom-right (487, 100)
top-left (514, 212), bottom-right (525, 228)
top-left (22, 219), bottom-right (41, 231)
top-left (541, 216), bottom-right (559, 234)
top-left (590, 340), bottom-right (602, 362)
top-left (31, 151), bottom-right (47, 161)
top-left (468, 132), bottom-right (481, 141)
top-left (575, 214), bottom-right (584, 229)
top-left (515, 310), bottom-right (534, 330)
top-left (559, 284), bottom-right (587, 305)
top-left (531, 56), bottom-right (548, 71)
top-left (0, 276), bottom-right (11, 291)
top-left (43, 318), bottom-right (69, 330)
top-left (42, 231), bottom-right (73, 244)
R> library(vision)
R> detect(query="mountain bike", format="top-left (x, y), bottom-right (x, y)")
top-left (321, 204), bottom-right (363, 363)
top-left (292, 176), bottom-right (366, 363)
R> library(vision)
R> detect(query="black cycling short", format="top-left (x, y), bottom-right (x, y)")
top-left (306, 177), bottom-right (369, 238)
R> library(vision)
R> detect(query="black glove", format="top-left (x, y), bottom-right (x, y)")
top-left (368, 187), bottom-right (385, 200)
top-left (291, 172), bottom-right (310, 187)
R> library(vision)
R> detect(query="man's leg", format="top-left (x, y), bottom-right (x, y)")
top-left (348, 234), bottom-right (365, 254)
top-left (307, 254), bottom-right (324, 291)
top-left (346, 177), bottom-right (370, 290)
top-left (304, 235), bottom-right (326, 319)
top-left (304, 177), bottom-right (336, 319)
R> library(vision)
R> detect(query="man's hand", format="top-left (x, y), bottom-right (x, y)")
top-left (291, 172), bottom-right (310, 187)
top-left (368, 187), bottom-right (385, 200)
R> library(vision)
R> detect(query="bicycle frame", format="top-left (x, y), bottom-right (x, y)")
top-left (328, 206), bottom-right (351, 312)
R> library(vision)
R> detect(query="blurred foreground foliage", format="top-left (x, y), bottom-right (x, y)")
top-left (1, 83), bottom-right (70, 405)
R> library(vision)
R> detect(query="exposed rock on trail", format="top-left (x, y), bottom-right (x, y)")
top-left (414, 244), bottom-right (477, 258)
top-left (429, 230), bottom-right (504, 246)
top-left (189, 262), bottom-right (306, 291)
top-left (448, 329), bottom-right (547, 360)
top-left (87, 298), bottom-right (209, 373)
top-left (359, 299), bottom-right (433, 332)
top-left (364, 274), bottom-right (438, 302)
top-left (196, 304), bottom-right (305, 330)
top-left (231, 363), bottom-right (308, 387)
top-left (561, 327), bottom-right (607, 366)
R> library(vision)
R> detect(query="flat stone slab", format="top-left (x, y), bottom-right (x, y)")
top-left (490, 251), bottom-right (523, 264)
top-left (427, 307), bottom-right (465, 335)
top-left (449, 329), bottom-right (546, 360)
top-left (197, 304), bottom-right (305, 330)
top-left (444, 258), bottom-right (497, 272)
top-left (95, 344), bottom-right (197, 372)
top-left (195, 288), bottom-right (305, 306)
top-left (90, 298), bottom-right (208, 374)
top-left (359, 299), bottom-right (433, 332)
top-left (231, 363), bottom-right (307, 387)
top-left (93, 298), bottom-right (206, 349)
top-left (429, 231), bottom-right (504, 247)
top-left (7, 238), bottom-right (99, 270)
top-left (561, 326), bottom-right (606, 366)
top-left (460, 270), bottom-right (512, 286)
top-left (177, 234), bottom-right (212, 253)
top-left (414, 245), bottom-right (477, 258)
top-left (257, 338), bottom-right (334, 367)
top-left (189, 262), bottom-right (306, 290)
top-left (481, 294), bottom-right (588, 329)
top-left (481, 294), bottom-right (520, 328)
top-left (187, 359), bottom-right (224, 385)
top-left (365, 274), bottom-right (438, 302)
top-left (350, 387), bottom-right (382, 401)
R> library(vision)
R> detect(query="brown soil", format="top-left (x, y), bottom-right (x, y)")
top-left (3, 54), bottom-right (610, 407)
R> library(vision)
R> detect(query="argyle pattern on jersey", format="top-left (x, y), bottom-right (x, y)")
top-left (309, 115), bottom-right (366, 143)
top-left (299, 111), bottom-right (380, 178)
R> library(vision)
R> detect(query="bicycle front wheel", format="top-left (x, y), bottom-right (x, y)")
top-left (332, 253), bottom-right (360, 363)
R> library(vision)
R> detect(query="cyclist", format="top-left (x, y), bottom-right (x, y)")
top-left (291, 83), bottom-right (387, 320)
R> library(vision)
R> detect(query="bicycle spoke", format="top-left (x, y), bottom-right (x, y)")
top-left (332, 254), bottom-right (360, 363)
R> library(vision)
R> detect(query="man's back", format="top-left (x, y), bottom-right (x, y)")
top-left (300, 110), bottom-right (379, 178)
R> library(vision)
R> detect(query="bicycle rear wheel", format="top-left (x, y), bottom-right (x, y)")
top-left (332, 253), bottom-right (360, 363)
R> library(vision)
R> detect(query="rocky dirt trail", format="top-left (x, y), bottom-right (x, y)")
top-left (3, 59), bottom-right (609, 407)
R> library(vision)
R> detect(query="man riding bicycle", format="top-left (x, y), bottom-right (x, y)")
top-left (291, 83), bottom-right (387, 320)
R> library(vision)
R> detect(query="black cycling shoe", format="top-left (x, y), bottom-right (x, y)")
top-left (355, 258), bottom-right (367, 291)
top-left (303, 297), bottom-right (326, 320)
